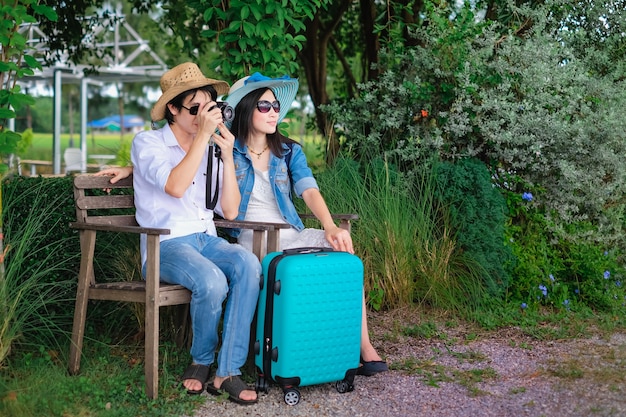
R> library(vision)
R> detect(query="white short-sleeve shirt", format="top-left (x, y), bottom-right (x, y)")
top-left (131, 123), bottom-right (223, 265)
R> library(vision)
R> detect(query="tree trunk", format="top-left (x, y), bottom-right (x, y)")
top-left (360, 0), bottom-right (380, 81)
top-left (299, 1), bottom-right (352, 164)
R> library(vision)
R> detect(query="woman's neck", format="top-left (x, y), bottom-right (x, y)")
top-left (247, 133), bottom-right (267, 150)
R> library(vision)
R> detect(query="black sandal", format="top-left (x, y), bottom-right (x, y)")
top-left (207, 375), bottom-right (258, 405)
top-left (181, 364), bottom-right (211, 395)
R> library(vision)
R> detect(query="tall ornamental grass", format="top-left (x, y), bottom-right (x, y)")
top-left (0, 178), bottom-right (79, 364)
top-left (310, 156), bottom-right (488, 312)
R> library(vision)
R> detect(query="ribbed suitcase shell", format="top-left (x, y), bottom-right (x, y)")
top-left (255, 248), bottom-right (363, 390)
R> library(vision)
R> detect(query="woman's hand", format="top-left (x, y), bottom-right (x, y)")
top-left (325, 226), bottom-right (354, 254)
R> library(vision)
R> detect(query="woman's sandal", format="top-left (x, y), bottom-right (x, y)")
top-left (181, 363), bottom-right (211, 395)
top-left (206, 375), bottom-right (258, 405)
top-left (357, 356), bottom-right (388, 376)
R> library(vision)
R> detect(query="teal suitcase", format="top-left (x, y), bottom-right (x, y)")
top-left (254, 247), bottom-right (363, 405)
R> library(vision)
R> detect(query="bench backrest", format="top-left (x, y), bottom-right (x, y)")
top-left (73, 174), bottom-right (137, 227)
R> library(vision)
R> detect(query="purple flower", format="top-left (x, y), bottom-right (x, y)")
top-left (616, 281), bottom-right (622, 287)
top-left (539, 284), bottom-right (548, 296)
top-left (522, 192), bottom-right (533, 201)
top-left (604, 270), bottom-right (611, 279)
top-left (521, 303), bottom-right (527, 309)
top-left (549, 274), bottom-right (555, 282)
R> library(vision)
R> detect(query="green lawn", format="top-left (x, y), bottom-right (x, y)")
top-left (23, 132), bottom-right (132, 160)
top-left (17, 132), bottom-right (132, 175)
top-left (18, 130), bottom-right (326, 175)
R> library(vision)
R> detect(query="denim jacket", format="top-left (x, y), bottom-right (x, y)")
top-left (231, 139), bottom-right (319, 238)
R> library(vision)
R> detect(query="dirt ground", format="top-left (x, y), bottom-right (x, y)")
top-left (189, 308), bottom-right (626, 417)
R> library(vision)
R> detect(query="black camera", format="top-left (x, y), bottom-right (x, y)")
top-left (212, 101), bottom-right (234, 123)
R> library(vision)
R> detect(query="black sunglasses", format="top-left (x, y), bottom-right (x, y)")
top-left (181, 104), bottom-right (200, 115)
top-left (256, 100), bottom-right (280, 113)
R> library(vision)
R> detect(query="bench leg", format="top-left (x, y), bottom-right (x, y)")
top-left (144, 234), bottom-right (160, 399)
top-left (69, 230), bottom-right (96, 375)
top-left (266, 229), bottom-right (281, 254)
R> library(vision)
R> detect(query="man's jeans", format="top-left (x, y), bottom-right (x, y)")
top-left (149, 233), bottom-right (261, 377)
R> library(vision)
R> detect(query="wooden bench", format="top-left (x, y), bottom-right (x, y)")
top-left (68, 174), bottom-right (358, 399)
top-left (67, 174), bottom-right (288, 399)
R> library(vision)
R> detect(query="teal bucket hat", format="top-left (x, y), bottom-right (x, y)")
top-left (224, 72), bottom-right (299, 128)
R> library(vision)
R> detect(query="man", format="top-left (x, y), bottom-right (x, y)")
top-left (131, 62), bottom-right (258, 404)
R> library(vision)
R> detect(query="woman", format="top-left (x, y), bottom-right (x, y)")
top-left (226, 73), bottom-right (387, 375)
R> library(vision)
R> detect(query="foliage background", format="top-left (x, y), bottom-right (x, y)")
top-left (2, 0), bottom-right (626, 414)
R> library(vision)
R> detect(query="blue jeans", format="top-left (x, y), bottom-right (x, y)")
top-left (147, 233), bottom-right (261, 378)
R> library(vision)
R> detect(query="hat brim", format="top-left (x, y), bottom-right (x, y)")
top-left (150, 78), bottom-right (230, 122)
top-left (224, 78), bottom-right (299, 128)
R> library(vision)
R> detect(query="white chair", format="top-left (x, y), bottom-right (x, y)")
top-left (64, 148), bottom-right (83, 174)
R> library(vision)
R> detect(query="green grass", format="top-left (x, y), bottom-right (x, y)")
top-left (20, 130), bottom-right (322, 162)
top-left (21, 132), bottom-right (132, 161)
top-left (0, 342), bottom-right (203, 417)
top-left (17, 131), bottom-right (322, 176)
top-left (309, 156), bottom-right (489, 312)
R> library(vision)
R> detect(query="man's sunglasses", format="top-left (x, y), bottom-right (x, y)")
top-left (256, 100), bottom-right (280, 113)
top-left (181, 104), bottom-right (201, 115)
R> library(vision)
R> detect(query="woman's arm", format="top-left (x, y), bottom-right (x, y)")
top-left (302, 188), bottom-right (354, 254)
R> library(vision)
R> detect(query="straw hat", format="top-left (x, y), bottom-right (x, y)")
top-left (150, 62), bottom-right (230, 122)
top-left (224, 72), bottom-right (298, 128)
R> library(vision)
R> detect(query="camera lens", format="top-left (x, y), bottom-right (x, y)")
top-left (222, 106), bottom-right (234, 122)
top-left (209, 102), bottom-right (234, 122)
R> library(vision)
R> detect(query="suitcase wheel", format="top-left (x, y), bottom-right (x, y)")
top-left (283, 387), bottom-right (300, 406)
top-left (336, 379), bottom-right (354, 393)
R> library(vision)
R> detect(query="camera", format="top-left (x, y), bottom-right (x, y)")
top-left (211, 101), bottom-right (234, 123)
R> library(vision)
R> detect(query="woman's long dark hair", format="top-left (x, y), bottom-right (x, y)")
top-left (230, 87), bottom-right (297, 158)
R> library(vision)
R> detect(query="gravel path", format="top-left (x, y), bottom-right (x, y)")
top-left (187, 309), bottom-right (626, 417)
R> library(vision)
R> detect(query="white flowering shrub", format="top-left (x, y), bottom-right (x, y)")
top-left (451, 24), bottom-right (626, 245)
top-left (323, 2), bottom-right (626, 311)
top-left (325, 4), bottom-right (626, 247)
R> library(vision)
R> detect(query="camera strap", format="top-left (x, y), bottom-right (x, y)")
top-left (206, 145), bottom-right (220, 210)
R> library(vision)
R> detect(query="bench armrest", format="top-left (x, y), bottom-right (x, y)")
top-left (213, 219), bottom-right (291, 231)
top-left (70, 221), bottom-right (171, 236)
top-left (298, 213), bottom-right (359, 232)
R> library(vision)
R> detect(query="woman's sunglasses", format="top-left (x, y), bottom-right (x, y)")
top-left (256, 100), bottom-right (281, 113)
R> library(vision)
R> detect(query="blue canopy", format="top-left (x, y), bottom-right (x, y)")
top-left (88, 115), bottom-right (145, 130)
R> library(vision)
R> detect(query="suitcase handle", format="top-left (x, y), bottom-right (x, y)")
top-left (282, 247), bottom-right (334, 255)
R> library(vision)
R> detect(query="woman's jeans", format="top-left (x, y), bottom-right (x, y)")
top-left (148, 233), bottom-right (261, 378)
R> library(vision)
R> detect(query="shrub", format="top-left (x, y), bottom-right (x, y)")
top-left (432, 158), bottom-right (513, 296)
top-left (310, 156), bottom-right (489, 313)
top-left (323, 3), bottom-right (626, 258)
top-left (0, 175), bottom-right (144, 360)
top-left (504, 188), bottom-right (626, 314)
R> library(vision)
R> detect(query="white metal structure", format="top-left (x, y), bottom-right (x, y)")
top-left (16, 10), bottom-right (168, 174)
